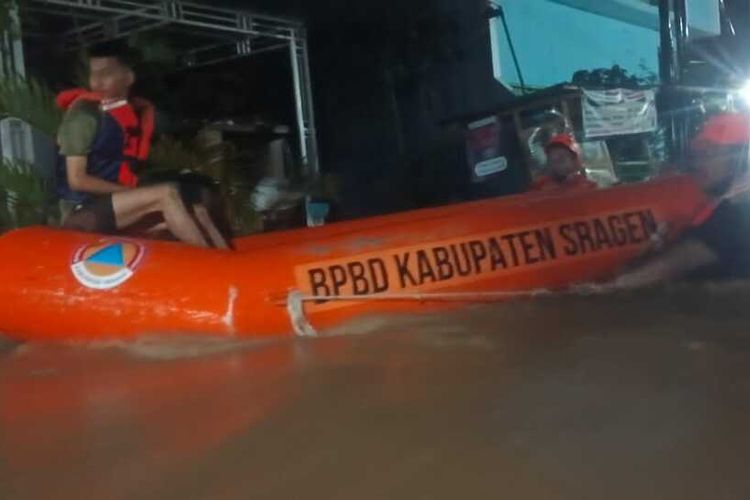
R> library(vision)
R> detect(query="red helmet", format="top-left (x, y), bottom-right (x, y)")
top-left (691, 113), bottom-right (750, 151)
top-left (545, 133), bottom-right (582, 166)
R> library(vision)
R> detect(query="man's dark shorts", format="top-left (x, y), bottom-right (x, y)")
top-left (62, 195), bottom-right (117, 234)
top-left (60, 175), bottom-right (208, 234)
top-left (59, 173), bottom-right (232, 241)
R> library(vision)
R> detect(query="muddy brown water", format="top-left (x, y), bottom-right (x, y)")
top-left (2, 284), bottom-right (750, 499)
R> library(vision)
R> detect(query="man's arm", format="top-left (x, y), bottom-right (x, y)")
top-left (65, 156), bottom-right (128, 195)
top-left (612, 238), bottom-right (718, 289)
top-left (59, 101), bottom-right (126, 195)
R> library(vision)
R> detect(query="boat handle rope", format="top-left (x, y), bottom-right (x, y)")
top-left (285, 288), bottom-right (568, 337)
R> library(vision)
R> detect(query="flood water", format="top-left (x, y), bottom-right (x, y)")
top-left (2, 284), bottom-right (750, 499)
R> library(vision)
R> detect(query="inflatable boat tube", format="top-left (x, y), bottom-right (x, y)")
top-left (0, 175), bottom-right (709, 341)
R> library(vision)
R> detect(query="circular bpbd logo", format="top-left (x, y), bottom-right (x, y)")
top-left (71, 240), bottom-right (145, 290)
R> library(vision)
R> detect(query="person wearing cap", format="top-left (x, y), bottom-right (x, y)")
top-left (611, 112), bottom-right (750, 288)
top-left (530, 133), bottom-right (597, 193)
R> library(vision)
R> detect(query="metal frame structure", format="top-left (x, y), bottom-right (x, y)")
top-left (19, 0), bottom-right (319, 173)
top-left (0, 4), bottom-right (26, 77)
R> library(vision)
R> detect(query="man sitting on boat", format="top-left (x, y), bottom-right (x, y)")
top-left (56, 42), bottom-right (229, 249)
top-left (530, 133), bottom-right (597, 193)
top-left (612, 112), bottom-right (750, 287)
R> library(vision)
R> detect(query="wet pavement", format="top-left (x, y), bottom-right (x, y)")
top-left (2, 284), bottom-right (750, 499)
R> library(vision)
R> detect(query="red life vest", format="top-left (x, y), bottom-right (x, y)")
top-left (56, 88), bottom-right (155, 188)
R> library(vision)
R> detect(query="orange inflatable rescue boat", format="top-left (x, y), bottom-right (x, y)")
top-left (0, 175), bottom-right (709, 342)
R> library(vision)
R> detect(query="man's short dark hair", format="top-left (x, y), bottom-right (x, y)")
top-left (88, 41), bottom-right (139, 70)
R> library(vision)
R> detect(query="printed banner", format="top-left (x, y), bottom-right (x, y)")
top-left (582, 89), bottom-right (657, 138)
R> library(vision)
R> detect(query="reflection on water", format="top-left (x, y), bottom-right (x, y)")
top-left (2, 283), bottom-right (750, 499)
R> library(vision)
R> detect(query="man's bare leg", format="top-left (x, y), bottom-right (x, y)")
top-left (192, 204), bottom-right (230, 249)
top-left (112, 184), bottom-right (209, 247)
top-left (144, 221), bottom-right (169, 234)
